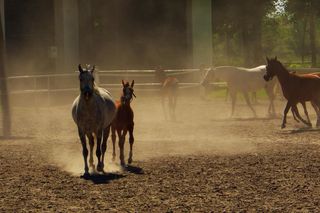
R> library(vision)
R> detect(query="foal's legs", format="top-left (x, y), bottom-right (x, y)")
top-left (96, 129), bottom-right (103, 172)
top-left (100, 125), bottom-right (110, 171)
top-left (282, 101), bottom-right (292, 129)
top-left (243, 91), bottom-right (257, 117)
top-left (117, 129), bottom-right (127, 166)
top-left (78, 128), bottom-right (89, 175)
top-left (87, 133), bottom-right (95, 170)
top-left (128, 125), bottom-right (134, 164)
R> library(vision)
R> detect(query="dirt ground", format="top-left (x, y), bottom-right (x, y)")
top-left (1, 95), bottom-right (320, 212)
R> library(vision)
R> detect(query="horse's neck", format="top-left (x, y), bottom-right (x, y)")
top-left (275, 67), bottom-right (290, 86)
top-left (79, 94), bottom-right (98, 109)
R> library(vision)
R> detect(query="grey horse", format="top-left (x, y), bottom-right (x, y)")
top-left (72, 64), bottom-right (117, 176)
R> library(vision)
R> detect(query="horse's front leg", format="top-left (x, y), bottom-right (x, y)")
top-left (100, 125), bottom-right (111, 171)
top-left (128, 125), bottom-right (134, 164)
top-left (87, 133), bottom-right (95, 170)
top-left (282, 101), bottom-right (292, 129)
top-left (96, 129), bottom-right (103, 172)
top-left (243, 91), bottom-right (256, 117)
top-left (78, 128), bottom-right (89, 176)
top-left (117, 129), bottom-right (127, 166)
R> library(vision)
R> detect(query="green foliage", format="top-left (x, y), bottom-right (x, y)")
top-left (212, 0), bottom-right (320, 67)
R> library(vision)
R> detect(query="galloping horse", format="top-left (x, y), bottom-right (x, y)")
top-left (264, 57), bottom-right (320, 128)
top-left (289, 72), bottom-right (320, 127)
top-left (155, 66), bottom-right (179, 120)
top-left (111, 80), bottom-right (135, 166)
top-left (201, 65), bottom-right (277, 117)
top-left (72, 64), bottom-right (117, 176)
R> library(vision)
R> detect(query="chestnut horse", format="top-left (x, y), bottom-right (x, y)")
top-left (264, 57), bottom-right (320, 128)
top-left (155, 67), bottom-right (179, 120)
top-left (290, 72), bottom-right (320, 127)
top-left (72, 64), bottom-right (117, 176)
top-left (111, 80), bottom-right (135, 166)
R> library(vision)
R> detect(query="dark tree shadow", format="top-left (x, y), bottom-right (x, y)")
top-left (80, 172), bottom-right (125, 184)
top-left (125, 165), bottom-right (144, 175)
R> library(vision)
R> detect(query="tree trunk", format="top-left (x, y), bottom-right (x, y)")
top-left (309, 12), bottom-right (316, 67)
top-left (0, 11), bottom-right (11, 137)
top-left (301, 18), bottom-right (307, 64)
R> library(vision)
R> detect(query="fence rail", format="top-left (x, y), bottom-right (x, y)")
top-left (2, 67), bottom-right (320, 106)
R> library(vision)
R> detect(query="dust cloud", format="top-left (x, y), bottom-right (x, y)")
top-left (8, 93), bottom-right (259, 175)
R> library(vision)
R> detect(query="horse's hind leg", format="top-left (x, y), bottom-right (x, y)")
top-left (100, 125), bottom-right (110, 171)
top-left (78, 128), bottom-right (89, 175)
top-left (292, 105), bottom-right (310, 126)
top-left (243, 92), bottom-right (256, 117)
top-left (87, 133), bottom-right (95, 170)
top-left (311, 100), bottom-right (320, 127)
top-left (128, 125), bottom-right (134, 164)
top-left (291, 107), bottom-right (300, 123)
top-left (301, 102), bottom-right (312, 126)
top-left (111, 126), bottom-right (116, 161)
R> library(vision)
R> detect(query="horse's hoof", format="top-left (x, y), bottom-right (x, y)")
top-left (97, 163), bottom-right (104, 172)
top-left (120, 161), bottom-right (126, 167)
top-left (281, 124), bottom-right (286, 129)
top-left (81, 172), bottom-right (90, 179)
top-left (128, 158), bottom-right (132, 164)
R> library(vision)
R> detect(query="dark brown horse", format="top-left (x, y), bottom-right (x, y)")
top-left (290, 72), bottom-right (320, 127)
top-left (264, 57), bottom-right (320, 128)
top-left (111, 80), bottom-right (135, 166)
top-left (155, 66), bottom-right (179, 120)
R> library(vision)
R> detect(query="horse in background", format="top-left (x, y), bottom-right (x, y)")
top-left (111, 80), bottom-right (135, 166)
top-left (201, 65), bottom-right (277, 117)
top-left (288, 72), bottom-right (320, 127)
top-left (155, 66), bottom-right (179, 121)
top-left (264, 57), bottom-right (320, 128)
top-left (72, 64), bottom-right (117, 176)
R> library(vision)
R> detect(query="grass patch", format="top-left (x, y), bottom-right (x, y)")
top-left (205, 88), bottom-right (269, 100)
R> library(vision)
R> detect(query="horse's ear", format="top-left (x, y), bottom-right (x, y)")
top-left (266, 57), bottom-right (270, 63)
top-left (122, 80), bottom-right (125, 87)
top-left (91, 65), bottom-right (95, 73)
top-left (78, 64), bottom-right (83, 73)
top-left (131, 80), bottom-right (134, 87)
